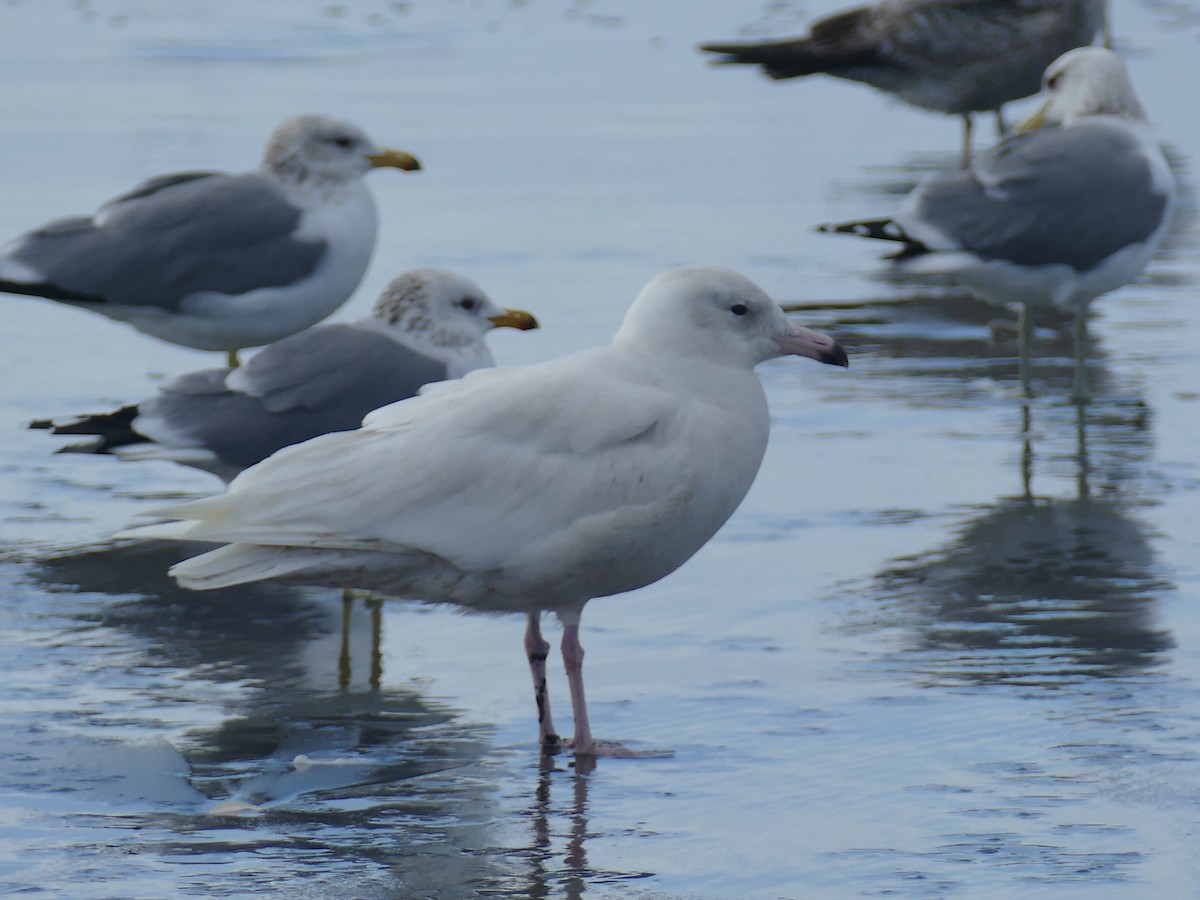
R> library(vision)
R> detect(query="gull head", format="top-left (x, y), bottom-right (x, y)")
top-left (366, 268), bottom-right (538, 374)
top-left (1018, 47), bottom-right (1147, 131)
top-left (262, 114), bottom-right (421, 184)
top-left (615, 266), bottom-right (848, 369)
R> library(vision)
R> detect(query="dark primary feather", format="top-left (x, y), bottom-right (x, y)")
top-left (701, 7), bottom-right (879, 79)
top-left (38, 404), bottom-right (142, 453)
top-left (2, 171), bottom-right (326, 310)
top-left (818, 217), bottom-right (910, 243)
top-left (817, 217), bottom-right (928, 261)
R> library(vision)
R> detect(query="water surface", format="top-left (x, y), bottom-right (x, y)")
top-left (1, 2), bottom-right (1199, 897)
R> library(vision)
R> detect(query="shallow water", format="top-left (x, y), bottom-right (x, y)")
top-left (1, 1), bottom-right (1199, 897)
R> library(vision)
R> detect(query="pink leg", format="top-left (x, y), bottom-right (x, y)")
top-left (560, 618), bottom-right (596, 755)
top-left (558, 608), bottom-right (675, 760)
top-left (524, 611), bottom-right (561, 753)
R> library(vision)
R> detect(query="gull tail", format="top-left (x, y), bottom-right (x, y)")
top-left (818, 218), bottom-right (907, 241)
top-left (0, 277), bottom-right (107, 306)
top-left (29, 405), bottom-right (143, 454)
top-left (700, 9), bottom-right (877, 79)
top-left (699, 38), bottom-right (831, 80)
top-left (817, 218), bottom-right (929, 260)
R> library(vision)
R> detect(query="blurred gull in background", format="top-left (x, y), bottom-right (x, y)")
top-left (700, 0), bottom-right (1107, 166)
top-left (819, 47), bottom-right (1172, 400)
top-left (0, 113), bottom-right (421, 366)
top-left (35, 269), bottom-right (536, 481)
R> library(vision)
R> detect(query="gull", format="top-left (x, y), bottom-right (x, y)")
top-left (36, 269), bottom-right (538, 481)
top-left (0, 114), bottom-right (421, 367)
top-left (121, 266), bottom-right (849, 758)
top-left (818, 47), bottom-right (1173, 400)
top-left (700, 0), bottom-right (1107, 167)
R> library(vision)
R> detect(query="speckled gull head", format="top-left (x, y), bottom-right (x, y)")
top-left (1019, 47), bottom-right (1149, 130)
top-left (262, 113), bottom-right (422, 184)
top-left (362, 268), bottom-right (539, 377)
top-left (614, 266), bottom-right (848, 369)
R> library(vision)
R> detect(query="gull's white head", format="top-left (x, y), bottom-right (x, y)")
top-left (262, 114), bottom-right (422, 184)
top-left (1021, 47), bottom-right (1147, 130)
top-left (364, 268), bottom-right (538, 376)
top-left (614, 266), bottom-right (847, 369)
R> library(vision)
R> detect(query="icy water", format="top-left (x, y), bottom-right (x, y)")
top-left (1, 1), bottom-right (1199, 897)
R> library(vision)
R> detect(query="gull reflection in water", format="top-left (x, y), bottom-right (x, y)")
top-left (515, 755), bottom-right (655, 899)
top-left (784, 289), bottom-right (1101, 400)
top-left (870, 398), bottom-right (1172, 686)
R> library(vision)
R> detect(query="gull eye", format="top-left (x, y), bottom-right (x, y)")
top-left (1046, 73), bottom-right (1061, 90)
top-left (459, 296), bottom-right (478, 311)
top-left (330, 135), bottom-right (354, 148)
top-left (730, 303), bottom-right (749, 317)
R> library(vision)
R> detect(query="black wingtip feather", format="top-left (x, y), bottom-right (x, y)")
top-left (0, 279), bottom-right (108, 305)
top-left (32, 405), bottom-right (143, 453)
top-left (697, 39), bottom-right (830, 80)
top-left (817, 218), bottom-right (931, 261)
top-left (817, 218), bottom-right (911, 241)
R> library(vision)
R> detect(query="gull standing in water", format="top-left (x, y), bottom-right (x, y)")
top-left (35, 269), bottom-right (538, 481)
top-left (121, 267), bottom-right (848, 758)
top-left (819, 47), bottom-right (1173, 400)
top-left (0, 114), bottom-right (421, 366)
top-left (700, 0), bottom-right (1108, 166)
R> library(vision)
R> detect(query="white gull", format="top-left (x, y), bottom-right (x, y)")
top-left (121, 266), bottom-right (849, 758)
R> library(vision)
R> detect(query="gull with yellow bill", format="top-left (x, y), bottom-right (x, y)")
top-left (819, 47), bottom-right (1172, 399)
top-left (37, 269), bottom-right (537, 482)
top-left (0, 114), bottom-right (421, 366)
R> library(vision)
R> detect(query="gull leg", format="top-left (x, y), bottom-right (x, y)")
top-left (1075, 400), bottom-right (1092, 500)
top-left (525, 611), bottom-right (562, 753)
top-left (960, 114), bottom-right (974, 169)
top-left (558, 608), bottom-right (673, 760)
top-left (367, 595), bottom-right (383, 689)
top-left (226, 348), bottom-right (241, 369)
top-left (338, 589), bottom-right (353, 689)
top-left (1071, 306), bottom-right (1091, 405)
top-left (1020, 402), bottom-right (1033, 500)
top-left (1017, 302), bottom-right (1034, 399)
top-left (560, 618), bottom-right (596, 755)
top-left (994, 106), bottom-right (1008, 137)
top-left (1103, 2), bottom-right (1113, 49)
